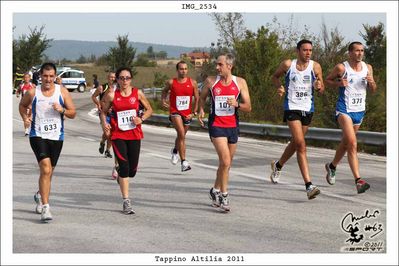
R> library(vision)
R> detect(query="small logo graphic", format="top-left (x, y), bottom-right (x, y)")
top-left (214, 87), bottom-right (222, 95)
top-left (129, 97), bottom-right (136, 104)
top-left (116, 97), bottom-right (121, 101)
top-left (340, 209), bottom-right (384, 252)
top-left (303, 75), bottom-right (311, 83)
top-left (291, 76), bottom-right (297, 82)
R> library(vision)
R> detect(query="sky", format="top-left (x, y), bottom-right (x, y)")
top-left (12, 12), bottom-right (386, 47)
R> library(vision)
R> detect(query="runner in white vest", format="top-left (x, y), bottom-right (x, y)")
top-left (324, 41), bottom-right (377, 194)
top-left (269, 39), bottom-right (325, 200)
top-left (19, 62), bottom-right (76, 222)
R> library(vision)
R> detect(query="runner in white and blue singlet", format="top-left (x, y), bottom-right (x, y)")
top-left (19, 62), bottom-right (76, 222)
top-left (324, 41), bottom-right (377, 194)
top-left (270, 39), bottom-right (325, 200)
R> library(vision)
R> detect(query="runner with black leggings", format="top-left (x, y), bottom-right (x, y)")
top-left (100, 67), bottom-right (153, 214)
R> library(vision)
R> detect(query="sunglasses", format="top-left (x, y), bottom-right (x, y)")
top-left (118, 76), bottom-right (132, 81)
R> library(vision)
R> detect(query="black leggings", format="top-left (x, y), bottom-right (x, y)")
top-left (112, 139), bottom-right (141, 178)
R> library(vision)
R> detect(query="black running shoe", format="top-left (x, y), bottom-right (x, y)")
top-left (99, 142), bottom-right (105, 154)
top-left (104, 150), bottom-right (112, 158)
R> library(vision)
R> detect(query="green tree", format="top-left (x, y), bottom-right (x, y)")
top-left (359, 22), bottom-right (386, 132)
top-left (147, 46), bottom-right (155, 59)
top-left (313, 22), bottom-right (348, 128)
top-left (234, 26), bottom-right (284, 123)
top-left (106, 34), bottom-right (137, 75)
top-left (13, 26), bottom-right (52, 72)
top-left (153, 72), bottom-right (169, 87)
top-left (156, 51), bottom-right (168, 59)
top-left (210, 13), bottom-right (246, 48)
top-left (76, 54), bottom-right (87, 64)
top-left (134, 53), bottom-right (156, 67)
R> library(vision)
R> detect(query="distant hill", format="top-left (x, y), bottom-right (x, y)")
top-left (44, 40), bottom-right (208, 61)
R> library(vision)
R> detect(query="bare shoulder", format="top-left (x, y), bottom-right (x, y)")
top-left (190, 78), bottom-right (198, 86)
top-left (236, 76), bottom-right (248, 87)
top-left (282, 59), bottom-right (292, 67)
top-left (313, 61), bottom-right (322, 68)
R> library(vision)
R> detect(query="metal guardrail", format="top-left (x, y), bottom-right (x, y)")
top-left (147, 114), bottom-right (386, 146)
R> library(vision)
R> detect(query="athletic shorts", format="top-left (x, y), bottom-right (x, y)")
top-left (98, 111), bottom-right (111, 125)
top-left (169, 113), bottom-right (192, 126)
top-left (336, 110), bottom-right (365, 126)
top-left (283, 110), bottom-right (313, 126)
top-left (209, 126), bottom-right (239, 144)
top-left (112, 139), bottom-right (141, 177)
top-left (29, 137), bottom-right (63, 167)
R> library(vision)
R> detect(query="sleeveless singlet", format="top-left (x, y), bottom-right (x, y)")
top-left (336, 61), bottom-right (368, 113)
top-left (110, 88), bottom-right (143, 140)
top-left (209, 75), bottom-right (240, 128)
top-left (284, 59), bottom-right (316, 112)
top-left (30, 84), bottom-right (65, 141)
top-left (169, 78), bottom-right (194, 117)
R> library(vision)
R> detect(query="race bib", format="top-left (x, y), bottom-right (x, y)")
top-left (349, 92), bottom-right (365, 110)
top-left (292, 86), bottom-right (309, 101)
top-left (176, 96), bottom-right (190, 111)
top-left (215, 95), bottom-right (235, 116)
top-left (40, 117), bottom-right (61, 139)
top-left (117, 109), bottom-right (137, 131)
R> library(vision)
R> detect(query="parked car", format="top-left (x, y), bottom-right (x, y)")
top-left (57, 68), bottom-right (87, 93)
top-left (38, 67), bottom-right (87, 93)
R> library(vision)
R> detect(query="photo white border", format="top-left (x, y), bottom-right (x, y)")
top-left (1, 1), bottom-right (397, 265)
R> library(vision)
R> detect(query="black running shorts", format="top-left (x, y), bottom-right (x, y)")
top-left (29, 137), bottom-right (64, 167)
top-left (283, 110), bottom-right (313, 126)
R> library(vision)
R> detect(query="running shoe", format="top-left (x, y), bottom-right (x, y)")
top-left (356, 179), bottom-right (370, 194)
top-left (306, 184), bottom-right (320, 200)
top-left (181, 160), bottom-right (191, 172)
top-left (325, 163), bottom-right (336, 185)
top-left (209, 188), bottom-right (221, 207)
top-left (34, 191), bottom-right (43, 214)
top-left (104, 150), bottom-right (113, 158)
top-left (219, 194), bottom-right (231, 212)
top-left (99, 142), bottom-right (105, 154)
top-left (270, 160), bottom-right (281, 184)
top-left (24, 127), bottom-right (30, 136)
top-left (41, 205), bottom-right (53, 222)
top-left (171, 148), bottom-right (179, 165)
top-left (123, 199), bottom-right (135, 215)
top-left (111, 166), bottom-right (119, 180)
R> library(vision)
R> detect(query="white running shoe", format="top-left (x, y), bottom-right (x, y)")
top-left (219, 194), bottom-right (231, 212)
top-left (270, 160), bottom-right (281, 184)
top-left (209, 188), bottom-right (220, 207)
top-left (171, 149), bottom-right (179, 165)
top-left (34, 191), bottom-right (43, 214)
top-left (325, 163), bottom-right (336, 185)
top-left (41, 205), bottom-right (53, 222)
top-left (123, 199), bottom-right (135, 215)
top-left (181, 160), bottom-right (191, 172)
top-left (24, 127), bottom-right (30, 136)
top-left (306, 184), bottom-right (320, 200)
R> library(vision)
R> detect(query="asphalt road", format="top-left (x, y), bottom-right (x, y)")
top-left (12, 92), bottom-right (387, 256)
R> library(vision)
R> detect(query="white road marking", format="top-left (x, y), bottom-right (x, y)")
top-left (144, 149), bottom-right (386, 209)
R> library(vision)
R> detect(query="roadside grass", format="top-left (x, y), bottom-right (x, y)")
top-left (70, 63), bottom-right (200, 89)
